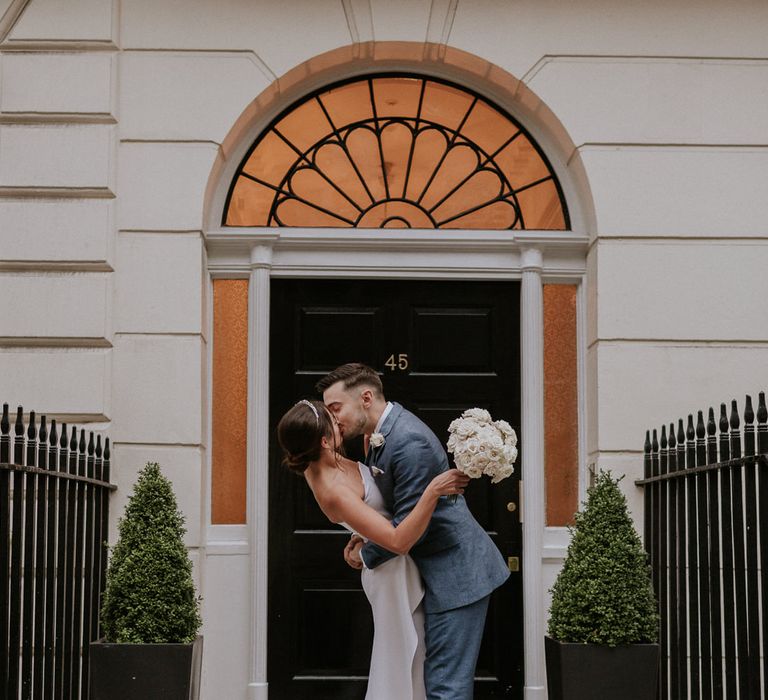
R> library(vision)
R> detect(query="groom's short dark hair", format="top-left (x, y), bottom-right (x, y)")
top-left (315, 362), bottom-right (384, 397)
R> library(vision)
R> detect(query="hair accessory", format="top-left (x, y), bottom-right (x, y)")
top-left (298, 399), bottom-right (319, 424)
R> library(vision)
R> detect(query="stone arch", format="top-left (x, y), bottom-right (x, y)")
top-left (204, 41), bottom-right (596, 236)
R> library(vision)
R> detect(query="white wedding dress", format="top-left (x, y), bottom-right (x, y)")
top-left (341, 463), bottom-right (427, 700)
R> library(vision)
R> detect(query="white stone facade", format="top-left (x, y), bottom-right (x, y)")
top-left (1, 1), bottom-right (767, 698)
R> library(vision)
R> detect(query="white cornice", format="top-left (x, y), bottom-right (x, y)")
top-left (205, 228), bottom-right (589, 277)
top-left (208, 227), bottom-right (588, 249)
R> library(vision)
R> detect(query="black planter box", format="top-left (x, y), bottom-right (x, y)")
top-left (545, 636), bottom-right (659, 700)
top-left (90, 635), bottom-right (203, 700)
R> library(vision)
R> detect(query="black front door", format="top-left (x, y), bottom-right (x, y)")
top-left (268, 279), bottom-right (523, 699)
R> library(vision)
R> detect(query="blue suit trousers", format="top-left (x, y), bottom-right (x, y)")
top-left (424, 594), bottom-right (490, 700)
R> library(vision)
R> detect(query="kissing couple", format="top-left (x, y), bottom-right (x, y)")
top-left (277, 363), bottom-right (509, 700)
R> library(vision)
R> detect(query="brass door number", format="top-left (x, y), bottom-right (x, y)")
top-left (508, 556), bottom-right (520, 573)
top-left (385, 353), bottom-right (409, 371)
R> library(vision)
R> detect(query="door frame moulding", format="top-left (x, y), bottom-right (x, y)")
top-left (205, 227), bottom-right (588, 700)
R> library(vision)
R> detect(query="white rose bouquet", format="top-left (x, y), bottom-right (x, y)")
top-left (447, 408), bottom-right (518, 484)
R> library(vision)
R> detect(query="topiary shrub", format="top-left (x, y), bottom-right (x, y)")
top-left (101, 462), bottom-right (202, 643)
top-left (547, 470), bottom-right (658, 646)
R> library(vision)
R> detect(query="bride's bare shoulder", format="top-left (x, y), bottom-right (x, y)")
top-left (315, 479), bottom-right (360, 524)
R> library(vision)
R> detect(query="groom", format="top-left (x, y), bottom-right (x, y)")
top-left (317, 363), bottom-right (509, 700)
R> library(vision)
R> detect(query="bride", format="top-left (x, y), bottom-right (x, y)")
top-left (277, 398), bottom-right (469, 700)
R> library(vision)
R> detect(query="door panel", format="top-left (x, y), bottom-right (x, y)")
top-left (269, 279), bottom-right (523, 699)
top-left (411, 307), bottom-right (494, 373)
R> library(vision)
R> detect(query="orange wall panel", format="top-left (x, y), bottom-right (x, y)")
top-left (212, 279), bottom-right (249, 524)
top-left (543, 284), bottom-right (579, 526)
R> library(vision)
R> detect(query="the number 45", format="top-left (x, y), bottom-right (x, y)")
top-left (385, 353), bottom-right (409, 371)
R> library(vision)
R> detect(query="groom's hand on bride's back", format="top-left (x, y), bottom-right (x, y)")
top-left (344, 535), bottom-right (364, 570)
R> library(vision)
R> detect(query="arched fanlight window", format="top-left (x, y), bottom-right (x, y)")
top-left (224, 75), bottom-right (568, 230)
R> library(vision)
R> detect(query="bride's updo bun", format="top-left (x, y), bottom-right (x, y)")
top-left (277, 399), bottom-right (335, 474)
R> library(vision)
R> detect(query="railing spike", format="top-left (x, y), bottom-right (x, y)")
top-left (59, 422), bottom-right (68, 470)
top-left (744, 395), bottom-right (754, 424)
top-left (661, 424), bottom-right (668, 449)
top-left (758, 392), bottom-right (768, 454)
top-left (69, 424), bottom-right (78, 474)
top-left (730, 398), bottom-right (742, 458)
top-left (758, 392), bottom-right (767, 423)
top-left (104, 437), bottom-right (111, 480)
top-left (48, 418), bottom-right (58, 469)
top-left (677, 418), bottom-right (685, 445)
top-left (645, 429), bottom-right (651, 454)
top-left (706, 407), bottom-right (718, 463)
top-left (719, 403), bottom-right (729, 433)
top-left (38, 415), bottom-right (48, 468)
top-left (730, 399), bottom-right (740, 430)
top-left (652, 428), bottom-right (659, 452)
top-left (26, 410), bottom-right (37, 466)
top-left (13, 406), bottom-right (24, 464)
top-left (719, 403), bottom-right (730, 462)
top-left (696, 410), bottom-right (705, 439)
top-left (0, 403), bottom-right (9, 463)
top-left (687, 414), bottom-right (695, 442)
top-left (743, 396), bottom-right (756, 458)
top-left (669, 422), bottom-right (676, 449)
top-left (27, 410), bottom-right (36, 440)
top-left (76, 427), bottom-right (86, 477)
top-left (694, 409), bottom-right (707, 466)
top-left (88, 432), bottom-right (95, 456)
top-left (95, 434), bottom-right (102, 459)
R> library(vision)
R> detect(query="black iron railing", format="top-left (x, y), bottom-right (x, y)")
top-left (637, 391), bottom-right (768, 700)
top-left (1, 403), bottom-right (115, 700)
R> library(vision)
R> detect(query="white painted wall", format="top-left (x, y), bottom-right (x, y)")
top-left (2, 0), bottom-right (767, 697)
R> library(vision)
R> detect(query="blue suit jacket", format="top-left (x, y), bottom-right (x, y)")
top-left (361, 403), bottom-right (510, 613)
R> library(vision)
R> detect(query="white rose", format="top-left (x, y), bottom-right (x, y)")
top-left (456, 452), bottom-right (473, 470)
top-left (369, 432), bottom-right (385, 448)
top-left (464, 463), bottom-right (483, 479)
top-left (464, 437), bottom-right (480, 454)
top-left (463, 408), bottom-right (492, 424)
top-left (491, 463), bottom-right (514, 484)
top-left (455, 419), bottom-right (475, 438)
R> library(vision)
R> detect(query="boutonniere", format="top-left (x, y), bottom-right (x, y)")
top-left (370, 432), bottom-right (385, 448)
top-left (370, 465), bottom-right (384, 476)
